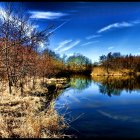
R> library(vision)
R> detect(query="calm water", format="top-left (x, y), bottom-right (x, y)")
top-left (55, 75), bottom-right (140, 138)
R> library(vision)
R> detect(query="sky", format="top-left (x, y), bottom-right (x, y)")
top-left (1, 2), bottom-right (140, 62)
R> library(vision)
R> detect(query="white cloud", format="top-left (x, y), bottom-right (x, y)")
top-left (0, 7), bottom-right (38, 38)
top-left (98, 110), bottom-right (140, 123)
top-left (26, 24), bottom-right (39, 37)
top-left (32, 25), bottom-right (39, 29)
top-left (108, 46), bottom-right (114, 50)
top-left (49, 20), bottom-right (70, 34)
top-left (37, 42), bottom-right (46, 52)
top-left (132, 20), bottom-right (140, 24)
top-left (98, 110), bottom-right (131, 121)
top-left (60, 40), bottom-right (80, 52)
top-left (86, 34), bottom-right (101, 40)
top-left (0, 7), bottom-right (7, 20)
top-left (39, 42), bottom-right (44, 48)
top-left (29, 11), bottom-right (68, 20)
top-left (81, 41), bottom-right (99, 46)
top-left (66, 53), bottom-right (74, 57)
top-left (54, 40), bottom-right (72, 51)
top-left (56, 40), bottom-right (80, 53)
top-left (97, 20), bottom-right (140, 33)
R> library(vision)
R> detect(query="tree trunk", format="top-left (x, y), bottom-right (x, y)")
top-left (32, 76), bottom-right (35, 90)
top-left (8, 78), bottom-right (12, 94)
top-left (20, 80), bottom-right (24, 96)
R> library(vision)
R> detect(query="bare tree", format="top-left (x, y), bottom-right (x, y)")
top-left (0, 3), bottom-right (51, 95)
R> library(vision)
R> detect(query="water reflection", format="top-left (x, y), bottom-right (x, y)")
top-left (56, 75), bottom-right (140, 138)
top-left (68, 75), bottom-right (92, 91)
top-left (66, 75), bottom-right (140, 96)
top-left (99, 84), bottom-right (121, 96)
top-left (92, 76), bottom-right (140, 96)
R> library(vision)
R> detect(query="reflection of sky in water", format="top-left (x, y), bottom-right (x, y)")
top-left (56, 82), bottom-right (140, 109)
top-left (55, 78), bottom-right (140, 138)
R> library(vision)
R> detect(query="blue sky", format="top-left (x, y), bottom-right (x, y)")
top-left (1, 2), bottom-right (140, 62)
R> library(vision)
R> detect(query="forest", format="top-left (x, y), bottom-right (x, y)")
top-left (92, 52), bottom-right (140, 76)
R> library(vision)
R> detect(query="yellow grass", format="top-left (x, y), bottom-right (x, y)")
top-left (91, 74), bottom-right (135, 83)
top-left (0, 95), bottom-right (68, 138)
top-left (91, 66), bottom-right (134, 76)
top-left (0, 77), bottom-right (67, 97)
top-left (0, 77), bottom-right (69, 138)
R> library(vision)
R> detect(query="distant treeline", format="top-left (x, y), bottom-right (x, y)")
top-left (94, 52), bottom-right (140, 75)
top-left (56, 53), bottom-right (92, 77)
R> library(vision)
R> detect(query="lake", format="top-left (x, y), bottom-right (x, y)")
top-left (55, 75), bottom-right (140, 138)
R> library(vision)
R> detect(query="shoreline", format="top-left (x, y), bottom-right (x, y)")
top-left (91, 67), bottom-right (140, 77)
top-left (0, 77), bottom-right (69, 138)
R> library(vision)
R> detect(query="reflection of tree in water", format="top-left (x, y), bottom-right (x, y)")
top-left (69, 75), bottom-right (92, 90)
top-left (96, 76), bottom-right (140, 96)
top-left (99, 84), bottom-right (121, 97)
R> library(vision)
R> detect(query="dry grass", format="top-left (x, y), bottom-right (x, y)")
top-left (0, 77), bottom-right (69, 138)
top-left (23, 77), bottom-right (67, 95)
top-left (91, 66), bottom-right (134, 76)
top-left (15, 101), bottom-right (67, 138)
top-left (91, 66), bottom-right (106, 76)
top-left (0, 77), bottom-right (67, 97)
top-left (91, 74), bottom-right (135, 83)
top-left (0, 114), bottom-right (9, 138)
top-left (0, 94), bottom-right (68, 138)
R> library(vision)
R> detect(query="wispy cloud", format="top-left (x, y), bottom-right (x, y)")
top-left (132, 20), bottom-right (140, 24)
top-left (66, 53), bottom-right (74, 57)
top-left (60, 40), bottom-right (80, 52)
top-left (98, 110), bottom-right (140, 123)
top-left (97, 20), bottom-right (140, 33)
top-left (108, 46), bottom-right (114, 50)
top-left (29, 11), bottom-right (68, 20)
top-left (54, 40), bottom-right (72, 51)
top-left (86, 34), bottom-right (101, 40)
top-left (81, 41), bottom-right (99, 46)
top-left (0, 7), bottom-right (7, 20)
top-left (49, 19), bottom-right (70, 34)
top-left (55, 40), bottom-right (80, 53)
top-left (98, 110), bottom-right (131, 121)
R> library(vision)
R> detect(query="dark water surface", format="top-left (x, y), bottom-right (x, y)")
top-left (55, 75), bottom-right (140, 138)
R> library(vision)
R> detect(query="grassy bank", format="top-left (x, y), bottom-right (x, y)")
top-left (0, 77), bottom-right (69, 138)
top-left (91, 74), bottom-right (134, 83)
top-left (91, 66), bottom-right (140, 76)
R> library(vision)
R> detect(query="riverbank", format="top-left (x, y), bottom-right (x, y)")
top-left (0, 77), bottom-right (69, 138)
top-left (91, 66), bottom-right (140, 76)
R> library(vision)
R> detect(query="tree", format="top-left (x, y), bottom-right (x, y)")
top-left (66, 53), bottom-right (92, 72)
top-left (0, 3), bottom-right (51, 94)
top-left (99, 52), bottom-right (140, 75)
